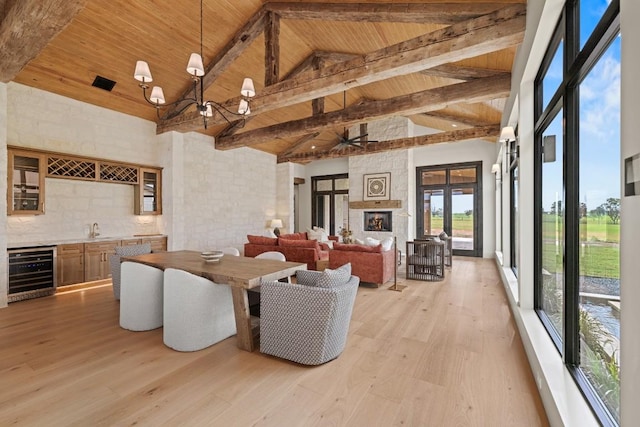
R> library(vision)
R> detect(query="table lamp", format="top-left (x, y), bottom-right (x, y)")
top-left (270, 219), bottom-right (283, 237)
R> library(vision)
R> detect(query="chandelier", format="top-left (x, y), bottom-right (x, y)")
top-left (133, 0), bottom-right (255, 129)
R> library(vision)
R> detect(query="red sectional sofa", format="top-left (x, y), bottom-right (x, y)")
top-left (243, 232), bottom-right (335, 270)
top-left (328, 242), bottom-right (396, 286)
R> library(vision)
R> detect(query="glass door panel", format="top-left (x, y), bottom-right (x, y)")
top-left (451, 188), bottom-right (475, 250)
top-left (313, 194), bottom-right (331, 231)
top-left (422, 189), bottom-right (444, 236)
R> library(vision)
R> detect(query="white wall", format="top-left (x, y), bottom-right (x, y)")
top-left (413, 139), bottom-right (497, 258)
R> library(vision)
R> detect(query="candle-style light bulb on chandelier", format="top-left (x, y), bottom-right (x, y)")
top-left (133, 0), bottom-right (255, 129)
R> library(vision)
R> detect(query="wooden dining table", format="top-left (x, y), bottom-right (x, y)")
top-left (121, 250), bottom-right (307, 351)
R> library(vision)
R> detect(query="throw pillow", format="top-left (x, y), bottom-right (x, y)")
top-left (381, 237), bottom-right (394, 251)
top-left (307, 227), bottom-right (329, 242)
top-left (316, 263), bottom-right (352, 288)
top-left (365, 237), bottom-right (381, 247)
top-left (354, 238), bottom-right (365, 245)
top-left (247, 235), bottom-right (278, 245)
top-left (439, 231), bottom-right (449, 240)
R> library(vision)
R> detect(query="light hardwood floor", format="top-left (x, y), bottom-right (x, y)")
top-left (0, 257), bottom-right (548, 426)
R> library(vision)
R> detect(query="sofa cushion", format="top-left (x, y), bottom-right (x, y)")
top-left (278, 232), bottom-right (307, 240)
top-left (333, 242), bottom-right (382, 253)
top-left (247, 235), bottom-right (278, 245)
top-left (316, 263), bottom-right (352, 288)
top-left (381, 237), bottom-right (394, 251)
top-left (278, 238), bottom-right (321, 252)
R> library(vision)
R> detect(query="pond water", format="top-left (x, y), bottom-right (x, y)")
top-left (582, 301), bottom-right (620, 339)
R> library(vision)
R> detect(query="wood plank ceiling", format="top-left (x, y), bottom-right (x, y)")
top-left (1, 0), bottom-right (526, 163)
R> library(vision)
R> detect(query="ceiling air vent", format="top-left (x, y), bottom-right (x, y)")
top-left (91, 75), bottom-right (116, 92)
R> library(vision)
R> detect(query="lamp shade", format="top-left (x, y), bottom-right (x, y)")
top-left (134, 60), bottom-right (153, 82)
top-left (238, 99), bottom-right (250, 115)
top-left (186, 53), bottom-right (205, 77)
top-left (241, 78), bottom-right (256, 98)
top-left (499, 126), bottom-right (516, 142)
top-left (200, 103), bottom-right (213, 117)
top-left (149, 86), bottom-right (165, 104)
top-left (270, 219), bottom-right (283, 229)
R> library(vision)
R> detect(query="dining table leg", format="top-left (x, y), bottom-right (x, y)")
top-left (230, 287), bottom-right (255, 351)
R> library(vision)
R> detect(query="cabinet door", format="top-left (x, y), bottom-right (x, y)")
top-left (7, 149), bottom-right (46, 215)
top-left (135, 168), bottom-right (162, 215)
top-left (84, 241), bottom-right (118, 281)
top-left (57, 244), bottom-right (85, 286)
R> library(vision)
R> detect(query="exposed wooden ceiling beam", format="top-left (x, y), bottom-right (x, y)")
top-left (264, 11), bottom-right (280, 86)
top-left (216, 74), bottom-right (510, 149)
top-left (420, 110), bottom-right (499, 127)
top-left (421, 64), bottom-right (510, 81)
top-left (0, 0), bottom-right (88, 83)
top-left (278, 125), bottom-right (500, 163)
top-left (156, 4), bottom-right (526, 134)
top-left (279, 132), bottom-right (321, 157)
top-left (266, 2), bottom-right (507, 25)
top-left (162, 6), bottom-right (267, 119)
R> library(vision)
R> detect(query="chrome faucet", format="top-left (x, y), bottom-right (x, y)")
top-left (90, 223), bottom-right (100, 238)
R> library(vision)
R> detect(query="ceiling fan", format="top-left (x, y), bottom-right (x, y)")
top-left (330, 91), bottom-right (378, 150)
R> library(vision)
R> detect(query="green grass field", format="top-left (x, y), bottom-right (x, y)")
top-left (542, 215), bottom-right (620, 278)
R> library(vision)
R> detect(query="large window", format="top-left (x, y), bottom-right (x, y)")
top-left (534, 0), bottom-right (620, 424)
top-left (311, 174), bottom-right (349, 235)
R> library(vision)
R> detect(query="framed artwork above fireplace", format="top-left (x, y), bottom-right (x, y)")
top-left (363, 172), bottom-right (390, 201)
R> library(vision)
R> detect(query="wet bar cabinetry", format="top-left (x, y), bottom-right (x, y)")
top-left (55, 236), bottom-right (168, 286)
top-left (6, 146), bottom-right (162, 216)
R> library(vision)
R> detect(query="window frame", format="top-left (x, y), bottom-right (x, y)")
top-left (533, 0), bottom-right (621, 425)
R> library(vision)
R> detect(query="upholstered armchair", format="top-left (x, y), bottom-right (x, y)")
top-left (260, 269), bottom-right (359, 365)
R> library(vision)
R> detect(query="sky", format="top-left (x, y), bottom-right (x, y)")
top-left (541, 0), bottom-right (620, 213)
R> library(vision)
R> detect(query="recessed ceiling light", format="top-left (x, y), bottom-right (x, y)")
top-left (311, 145), bottom-right (316, 149)
top-left (452, 124), bottom-right (458, 127)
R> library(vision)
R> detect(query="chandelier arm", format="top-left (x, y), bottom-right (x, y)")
top-left (205, 99), bottom-right (248, 118)
top-left (140, 85), bottom-right (198, 110)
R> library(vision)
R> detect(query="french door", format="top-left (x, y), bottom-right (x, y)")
top-left (416, 162), bottom-right (483, 257)
top-left (311, 174), bottom-right (349, 236)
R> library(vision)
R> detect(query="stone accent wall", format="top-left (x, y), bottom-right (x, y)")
top-left (348, 150), bottom-right (410, 250)
top-left (276, 162), bottom-right (294, 235)
top-left (182, 133), bottom-right (276, 253)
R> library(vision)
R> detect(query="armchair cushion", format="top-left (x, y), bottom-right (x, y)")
top-left (296, 270), bottom-right (323, 287)
top-left (316, 263), bottom-right (352, 288)
top-left (278, 238), bottom-right (322, 252)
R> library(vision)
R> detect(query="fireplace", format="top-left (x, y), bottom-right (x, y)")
top-left (364, 211), bottom-right (392, 232)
